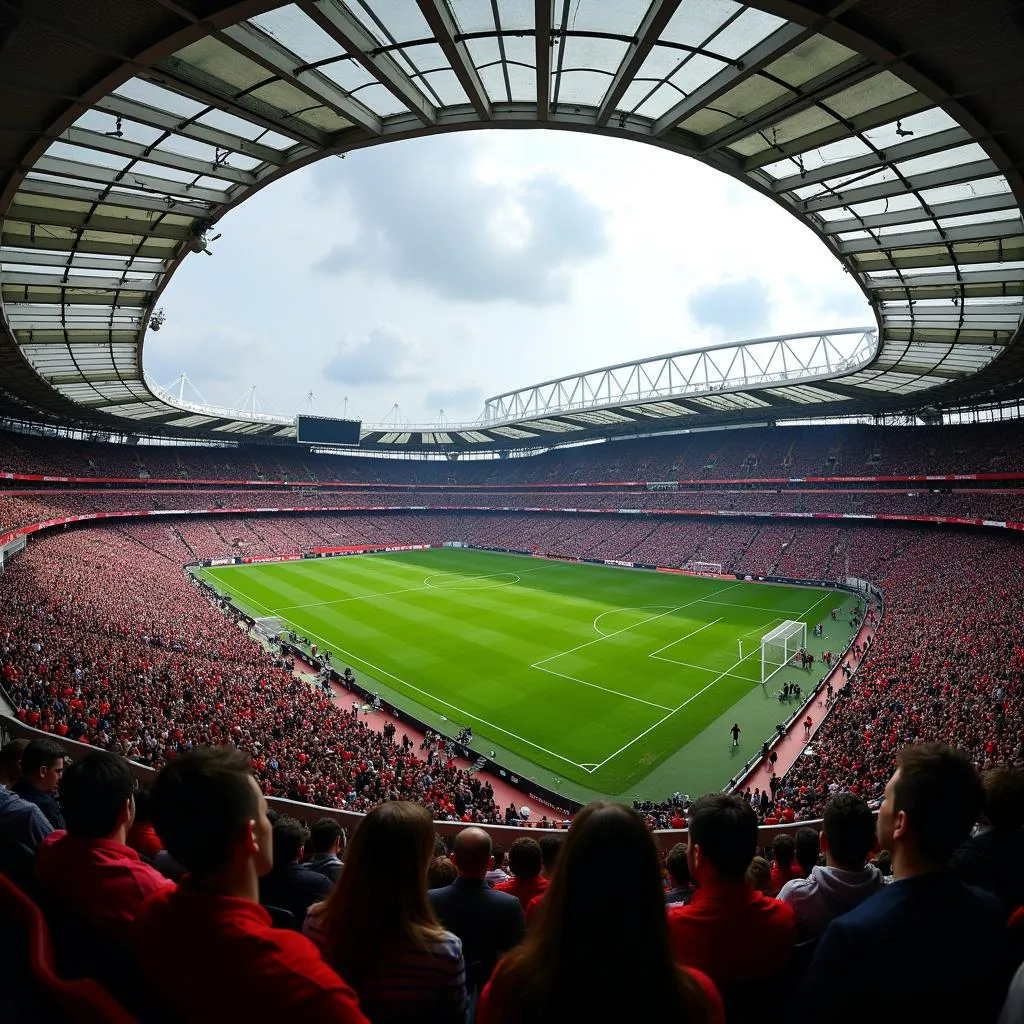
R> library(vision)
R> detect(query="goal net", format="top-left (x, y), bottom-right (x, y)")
top-left (761, 619), bottom-right (807, 684)
top-left (684, 560), bottom-right (723, 575)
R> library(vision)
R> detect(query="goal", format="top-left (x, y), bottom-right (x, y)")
top-left (761, 619), bottom-right (807, 684)
top-left (684, 560), bottom-right (723, 575)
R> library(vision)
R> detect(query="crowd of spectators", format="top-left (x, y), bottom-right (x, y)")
top-left (2, 737), bottom-right (1020, 1022)
top-left (5, 419), bottom-right (1024, 483)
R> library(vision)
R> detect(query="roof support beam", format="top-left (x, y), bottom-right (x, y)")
top-left (821, 191), bottom-right (1018, 234)
top-left (2, 272), bottom-right (160, 292)
top-left (302, 0), bottom-right (437, 126)
top-left (151, 58), bottom-right (328, 148)
top-left (0, 250), bottom-right (163, 272)
top-left (838, 217), bottom-right (1023, 254)
top-left (93, 94), bottom-right (290, 166)
top-left (415, 0), bottom-right (491, 121)
top-left (1, 231), bottom-right (173, 260)
top-left (60, 126), bottom-right (257, 186)
top-left (863, 267), bottom-right (1024, 290)
top-left (699, 56), bottom-right (873, 152)
top-left (219, 22), bottom-right (383, 135)
top-left (654, 21), bottom-right (807, 136)
top-left (31, 154), bottom-right (227, 204)
top-left (798, 159), bottom-right (998, 213)
top-left (5, 202), bottom-right (193, 240)
top-left (17, 176), bottom-right (206, 220)
top-left (596, 0), bottom-right (682, 127)
top-left (769, 126), bottom-right (972, 192)
top-left (534, 0), bottom-right (551, 122)
top-left (743, 92), bottom-right (932, 171)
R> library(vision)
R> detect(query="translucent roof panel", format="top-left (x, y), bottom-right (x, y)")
top-left (1, 1), bottom-right (1020, 449)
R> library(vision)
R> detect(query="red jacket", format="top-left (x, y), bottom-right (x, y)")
top-left (134, 882), bottom-right (369, 1023)
top-left (35, 832), bottom-right (173, 940)
top-left (770, 862), bottom-right (805, 893)
top-left (495, 874), bottom-right (548, 911)
top-left (668, 882), bottom-right (796, 988)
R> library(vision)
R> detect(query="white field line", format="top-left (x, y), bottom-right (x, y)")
top-left (199, 574), bottom-right (594, 769)
top-left (532, 664), bottom-right (674, 711)
top-left (532, 582), bottom-right (743, 670)
top-left (591, 605), bottom-right (675, 637)
top-left (648, 657), bottom-right (757, 683)
top-left (647, 617), bottom-right (723, 659)
top-left (584, 643), bottom-right (766, 774)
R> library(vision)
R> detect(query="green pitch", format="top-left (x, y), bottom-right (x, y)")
top-left (195, 549), bottom-right (856, 801)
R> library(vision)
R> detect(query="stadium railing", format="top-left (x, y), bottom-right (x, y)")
top-left (0, 714), bottom-right (823, 851)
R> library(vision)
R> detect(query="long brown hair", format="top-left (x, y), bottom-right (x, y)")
top-left (487, 802), bottom-right (713, 1024)
top-left (312, 800), bottom-right (447, 985)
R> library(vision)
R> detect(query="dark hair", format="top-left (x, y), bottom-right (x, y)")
top-left (772, 833), bottom-right (795, 867)
top-left (666, 842), bottom-right (690, 888)
top-left (507, 837), bottom-right (543, 881)
top-left (688, 794), bottom-right (758, 881)
top-left (486, 803), bottom-right (710, 1024)
top-left (150, 746), bottom-right (260, 874)
top-left (892, 743), bottom-right (984, 862)
top-left (60, 751), bottom-right (135, 838)
top-left (823, 793), bottom-right (876, 869)
top-left (795, 827), bottom-right (820, 874)
top-left (310, 817), bottom-right (344, 855)
top-left (271, 816), bottom-right (307, 866)
top-left (745, 856), bottom-right (772, 893)
top-left (0, 739), bottom-right (29, 782)
top-left (313, 801), bottom-right (446, 988)
top-left (21, 738), bottom-right (66, 778)
top-left (538, 834), bottom-right (563, 871)
top-left (981, 766), bottom-right (1024, 832)
top-left (427, 855), bottom-right (458, 888)
top-left (491, 842), bottom-right (505, 868)
top-left (132, 786), bottom-right (153, 823)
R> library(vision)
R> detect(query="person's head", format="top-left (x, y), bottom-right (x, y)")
top-left (450, 826), bottom-right (492, 879)
top-left (491, 842), bottom-right (506, 871)
top-left (745, 856), bottom-right (772, 893)
top-left (686, 794), bottom-right (758, 884)
top-left (427, 855), bottom-right (458, 888)
top-left (60, 751), bottom-right (136, 841)
top-left (487, 802), bottom-right (709, 1023)
top-left (507, 837), bottom-right (543, 882)
top-left (0, 739), bottom-right (29, 787)
top-left (20, 738), bottom-right (66, 793)
top-left (538, 834), bottom-right (563, 876)
top-left (310, 817), bottom-right (344, 857)
top-left (270, 816), bottom-right (307, 868)
top-left (795, 827), bottom-right (820, 874)
top-left (877, 743), bottom-right (984, 875)
top-left (822, 793), bottom-right (876, 871)
top-left (980, 766), bottom-right (1024, 832)
top-left (132, 786), bottom-right (153, 824)
top-left (772, 832), bottom-right (795, 868)
top-left (666, 842), bottom-right (691, 889)
top-left (149, 746), bottom-right (271, 890)
top-left (314, 801), bottom-right (444, 984)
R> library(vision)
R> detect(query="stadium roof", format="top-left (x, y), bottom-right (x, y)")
top-left (1, 0), bottom-right (1022, 452)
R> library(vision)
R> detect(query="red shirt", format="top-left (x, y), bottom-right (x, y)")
top-left (126, 821), bottom-right (164, 860)
top-left (135, 882), bottom-right (369, 1023)
top-left (35, 832), bottom-right (173, 940)
top-left (668, 882), bottom-right (796, 989)
top-left (769, 862), bottom-right (804, 893)
top-left (495, 874), bottom-right (548, 910)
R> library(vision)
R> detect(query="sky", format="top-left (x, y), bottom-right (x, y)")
top-left (146, 129), bottom-right (872, 427)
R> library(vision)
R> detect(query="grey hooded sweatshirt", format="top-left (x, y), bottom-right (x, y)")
top-left (778, 863), bottom-right (884, 940)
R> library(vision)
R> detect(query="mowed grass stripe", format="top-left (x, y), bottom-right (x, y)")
top-left (197, 550), bottom-right (847, 792)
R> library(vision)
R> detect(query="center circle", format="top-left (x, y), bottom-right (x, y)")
top-left (423, 572), bottom-right (522, 591)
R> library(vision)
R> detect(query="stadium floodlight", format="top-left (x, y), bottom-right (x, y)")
top-left (684, 561), bottom-right (723, 576)
top-left (761, 619), bottom-right (807, 685)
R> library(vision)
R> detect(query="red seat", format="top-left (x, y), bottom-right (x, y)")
top-left (0, 873), bottom-right (138, 1024)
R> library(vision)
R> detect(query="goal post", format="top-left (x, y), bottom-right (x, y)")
top-left (684, 560), bottom-right (723, 575)
top-left (761, 619), bottom-right (807, 685)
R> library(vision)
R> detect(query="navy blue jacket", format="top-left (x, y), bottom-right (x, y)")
top-left (13, 781), bottom-right (64, 830)
top-left (800, 872), bottom-right (1006, 1022)
top-left (428, 876), bottom-right (525, 993)
top-left (259, 862), bottom-right (332, 930)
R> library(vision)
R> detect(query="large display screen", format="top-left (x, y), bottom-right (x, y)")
top-left (295, 415), bottom-right (362, 446)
